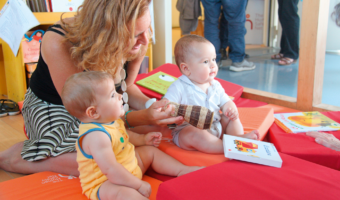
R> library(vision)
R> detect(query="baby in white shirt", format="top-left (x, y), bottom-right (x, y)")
top-left (163, 35), bottom-right (259, 154)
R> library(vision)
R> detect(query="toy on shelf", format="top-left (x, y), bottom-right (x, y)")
top-left (21, 30), bottom-right (45, 63)
top-left (165, 102), bottom-right (214, 130)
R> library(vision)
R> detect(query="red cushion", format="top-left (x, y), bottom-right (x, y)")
top-left (135, 63), bottom-right (244, 101)
top-left (269, 111), bottom-right (340, 170)
top-left (157, 153), bottom-right (340, 200)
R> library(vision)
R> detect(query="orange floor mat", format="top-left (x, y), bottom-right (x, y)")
top-left (259, 104), bottom-right (301, 113)
top-left (158, 107), bottom-right (274, 167)
top-left (0, 172), bottom-right (162, 200)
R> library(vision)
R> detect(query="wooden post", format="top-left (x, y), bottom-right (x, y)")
top-left (297, 0), bottom-right (329, 110)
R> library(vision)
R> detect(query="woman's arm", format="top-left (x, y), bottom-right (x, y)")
top-left (124, 99), bottom-right (184, 127)
top-left (125, 52), bottom-right (150, 110)
top-left (126, 84), bottom-right (149, 110)
top-left (306, 131), bottom-right (340, 151)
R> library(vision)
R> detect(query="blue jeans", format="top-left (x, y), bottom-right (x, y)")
top-left (220, 0), bottom-right (249, 51)
top-left (278, 0), bottom-right (300, 59)
top-left (201, 0), bottom-right (247, 63)
top-left (220, 11), bottom-right (229, 50)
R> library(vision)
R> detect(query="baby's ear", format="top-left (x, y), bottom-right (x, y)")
top-left (180, 63), bottom-right (190, 76)
top-left (86, 106), bottom-right (100, 119)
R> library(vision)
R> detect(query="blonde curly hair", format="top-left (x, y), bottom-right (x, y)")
top-left (61, 0), bottom-right (151, 76)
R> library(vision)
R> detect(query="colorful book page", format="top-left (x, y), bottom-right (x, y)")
top-left (136, 71), bottom-right (178, 95)
top-left (274, 111), bottom-right (340, 133)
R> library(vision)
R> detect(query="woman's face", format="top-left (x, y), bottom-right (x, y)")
top-left (129, 9), bottom-right (151, 55)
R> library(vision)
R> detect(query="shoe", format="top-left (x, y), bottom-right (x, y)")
top-left (271, 53), bottom-right (284, 60)
top-left (220, 48), bottom-right (228, 60)
top-left (229, 59), bottom-right (256, 72)
top-left (0, 109), bottom-right (6, 117)
top-left (278, 57), bottom-right (297, 66)
top-left (245, 54), bottom-right (250, 59)
top-left (0, 99), bottom-right (20, 117)
top-left (217, 60), bottom-right (223, 67)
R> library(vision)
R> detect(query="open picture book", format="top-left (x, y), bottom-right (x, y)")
top-left (136, 71), bottom-right (178, 95)
top-left (274, 111), bottom-right (340, 133)
top-left (223, 135), bottom-right (282, 168)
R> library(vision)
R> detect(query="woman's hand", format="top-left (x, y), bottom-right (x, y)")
top-left (146, 99), bottom-right (184, 126)
top-left (306, 131), bottom-right (340, 151)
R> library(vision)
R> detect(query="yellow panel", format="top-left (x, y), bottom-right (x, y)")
top-left (0, 43), bottom-right (7, 97)
top-left (146, 43), bottom-right (153, 72)
top-left (2, 42), bottom-right (26, 102)
top-left (172, 28), bottom-right (182, 57)
top-left (34, 12), bottom-right (76, 25)
top-left (0, 0), bottom-right (5, 8)
top-left (172, 0), bottom-right (180, 28)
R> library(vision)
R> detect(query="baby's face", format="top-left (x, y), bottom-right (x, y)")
top-left (94, 79), bottom-right (124, 123)
top-left (184, 42), bottom-right (218, 85)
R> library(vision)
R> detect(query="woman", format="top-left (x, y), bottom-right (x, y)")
top-left (0, 0), bottom-right (182, 176)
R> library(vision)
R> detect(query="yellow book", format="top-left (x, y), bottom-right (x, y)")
top-left (136, 71), bottom-right (178, 95)
top-left (274, 111), bottom-right (340, 133)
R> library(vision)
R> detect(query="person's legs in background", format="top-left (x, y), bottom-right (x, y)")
top-left (201, 0), bottom-right (222, 63)
top-left (276, 0), bottom-right (300, 65)
top-left (219, 9), bottom-right (229, 60)
top-left (222, 0), bottom-right (255, 71)
top-left (219, 0), bottom-right (249, 60)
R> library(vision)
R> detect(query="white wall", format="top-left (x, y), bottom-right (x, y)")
top-left (326, 0), bottom-right (340, 51)
top-left (153, 0), bottom-right (172, 68)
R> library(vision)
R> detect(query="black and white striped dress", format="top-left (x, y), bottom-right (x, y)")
top-left (21, 88), bottom-right (80, 161)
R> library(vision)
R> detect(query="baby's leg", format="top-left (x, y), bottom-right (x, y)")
top-left (177, 126), bottom-right (224, 153)
top-left (99, 180), bottom-right (147, 200)
top-left (221, 115), bottom-right (259, 140)
top-left (135, 146), bottom-right (203, 177)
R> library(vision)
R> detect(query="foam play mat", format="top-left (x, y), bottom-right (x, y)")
top-left (269, 111), bottom-right (340, 170)
top-left (0, 172), bottom-right (162, 200)
top-left (157, 153), bottom-right (340, 200)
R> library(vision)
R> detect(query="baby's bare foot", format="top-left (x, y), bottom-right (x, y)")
top-left (242, 130), bottom-right (259, 140)
top-left (178, 166), bottom-right (204, 177)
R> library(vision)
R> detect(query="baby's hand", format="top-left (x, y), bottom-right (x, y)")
top-left (144, 132), bottom-right (162, 147)
top-left (137, 181), bottom-right (151, 198)
top-left (224, 107), bottom-right (239, 121)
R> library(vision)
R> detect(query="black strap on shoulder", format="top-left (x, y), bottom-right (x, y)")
top-left (46, 24), bottom-right (65, 36)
